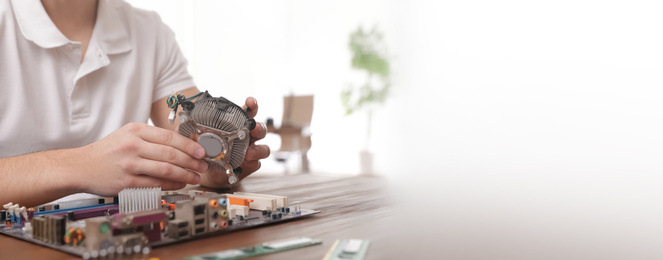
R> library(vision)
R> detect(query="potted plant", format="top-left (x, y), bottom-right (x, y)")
top-left (341, 25), bottom-right (391, 175)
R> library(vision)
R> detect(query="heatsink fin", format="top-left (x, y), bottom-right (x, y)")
top-left (118, 188), bottom-right (162, 214)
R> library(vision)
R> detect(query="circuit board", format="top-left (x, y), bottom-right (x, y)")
top-left (0, 190), bottom-right (319, 259)
top-left (185, 237), bottom-right (323, 260)
top-left (322, 239), bottom-right (370, 260)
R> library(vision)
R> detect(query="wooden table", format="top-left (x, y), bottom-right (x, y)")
top-left (0, 174), bottom-right (396, 259)
top-left (3, 173), bottom-right (661, 259)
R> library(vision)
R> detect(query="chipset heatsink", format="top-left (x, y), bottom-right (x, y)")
top-left (118, 187), bottom-right (161, 214)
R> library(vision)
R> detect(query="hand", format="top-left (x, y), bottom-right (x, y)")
top-left (74, 123), bottom-right (208, 196)
top-left (200, 97), bottom-right (270, 188)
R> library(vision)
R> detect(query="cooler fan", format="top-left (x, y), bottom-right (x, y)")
top-left (167, 91), bottom-right (256, 184)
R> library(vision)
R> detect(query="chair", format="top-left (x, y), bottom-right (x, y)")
top-left (266, 95), bottom-right (314, 173)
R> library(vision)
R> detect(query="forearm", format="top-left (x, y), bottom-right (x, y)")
top-left (0, 148), bottom-right (85, 207)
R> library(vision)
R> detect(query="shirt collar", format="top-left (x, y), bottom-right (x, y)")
top-left (94, 0), bottom-right (131, 55)
top-left (11, 0), bottom-right (131, 55)
top-left (11, 0), bottom-right (68, 48)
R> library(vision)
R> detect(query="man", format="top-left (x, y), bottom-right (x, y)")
top-left (0, 0), bottom-right (270, 207)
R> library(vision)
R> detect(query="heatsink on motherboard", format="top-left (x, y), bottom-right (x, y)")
top-left (118, 188), bottom-right (162, 214)
top-left (0, 190), bottom-right (320, 259)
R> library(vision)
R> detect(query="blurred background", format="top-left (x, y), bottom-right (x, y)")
top-left (127, 1), bottom-right (663, 258)
top-left (130, 0), bottom-right (394, 176)
top-left (128, 0), bottom-right (663, 181)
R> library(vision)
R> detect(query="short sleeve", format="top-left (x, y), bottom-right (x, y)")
top-left (151, 17), bottom-right (196, 103)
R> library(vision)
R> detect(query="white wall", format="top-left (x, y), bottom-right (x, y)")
top-left (378, 0), bottom-right (663, 181)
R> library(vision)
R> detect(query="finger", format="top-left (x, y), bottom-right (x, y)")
top-left (201, 167), bottom-right (230, 187)
top-left (249, 122), bottom-right (267, 142)
top-left (138, 142), bottom-right (209, 173)
top-left (200, 159), bottom-right (259, 188)
top-left (238, 160), bottom-right (261, 180)
top-left (129, 175), bottom-right (187, 190)
top-left (160, 180), bottom-right (188, 191)
top-left (129, 159), bottom-right (201, 185)
top-left (136, 125), bottom-right (206, 159)
top-left (241, 97), bottom-right (258, 118)
top-left (245, 144), bottom-right (270, 161)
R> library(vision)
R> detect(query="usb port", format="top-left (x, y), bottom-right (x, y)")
top-left (194, 205), bottom-right (205, 215)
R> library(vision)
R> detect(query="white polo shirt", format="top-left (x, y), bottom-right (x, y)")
top-left (0, 0), bottom-right (196, 157)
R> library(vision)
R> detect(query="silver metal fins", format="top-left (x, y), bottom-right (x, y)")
top-left (175, 93), bottom-right (252, 185)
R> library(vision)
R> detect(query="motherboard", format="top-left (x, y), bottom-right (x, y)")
top-left (0, 189), bottom-right (318, 259)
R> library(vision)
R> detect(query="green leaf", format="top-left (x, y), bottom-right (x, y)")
top-left (342, 25), bottom-right (392, 116)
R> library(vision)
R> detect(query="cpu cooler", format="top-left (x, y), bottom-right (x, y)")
top-left (167, 91), bottom-right (256, 184)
